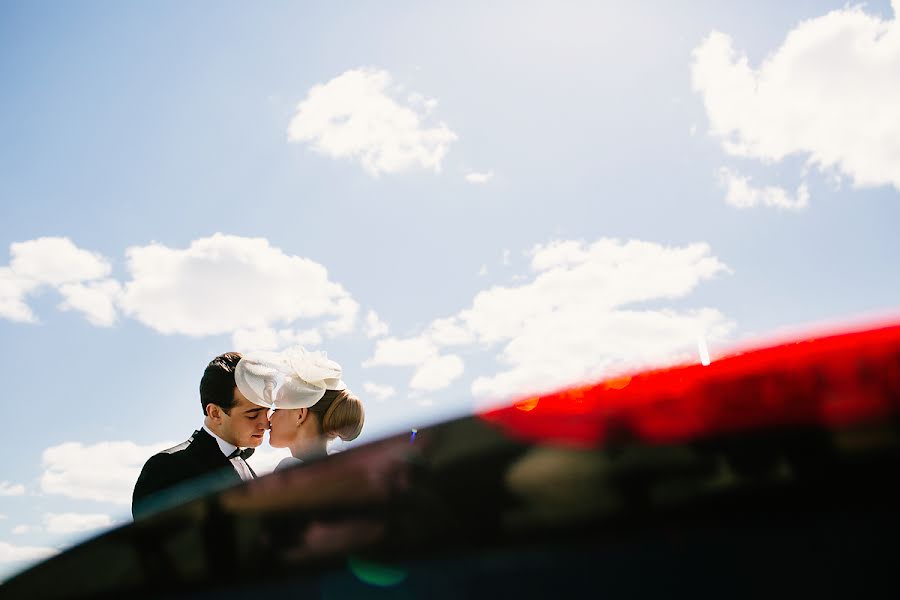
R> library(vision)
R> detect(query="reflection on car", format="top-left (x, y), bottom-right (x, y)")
top-left (3, 322), bottom-right (900, 599)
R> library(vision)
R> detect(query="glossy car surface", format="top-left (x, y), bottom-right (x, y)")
top-left (4, 323), bottom-right (900, 599)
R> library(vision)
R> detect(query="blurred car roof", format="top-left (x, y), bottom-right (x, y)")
top-left (4, 321), bottom-right (900, 599)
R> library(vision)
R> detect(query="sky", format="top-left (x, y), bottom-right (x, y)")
top-left (2, 0), bottom-right (900, 580)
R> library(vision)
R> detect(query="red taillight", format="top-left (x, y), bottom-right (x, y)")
top-left (479, 322), bottom-right (900, 447)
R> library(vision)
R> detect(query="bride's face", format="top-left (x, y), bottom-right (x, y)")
top-left (268, 408), bottom-right (302, 448)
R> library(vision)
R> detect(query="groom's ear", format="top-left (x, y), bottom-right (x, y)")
top-left (206, 403), bottom-right (223, 423)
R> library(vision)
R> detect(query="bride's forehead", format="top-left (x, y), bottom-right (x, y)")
top-left (269, 407), bottom-right (305, 419)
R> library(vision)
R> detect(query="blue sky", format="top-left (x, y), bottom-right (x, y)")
top-left (2, 0), bottom-right (899, 579)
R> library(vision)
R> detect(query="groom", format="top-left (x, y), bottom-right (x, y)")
top-left (132, 352), bottom-right (269, 518)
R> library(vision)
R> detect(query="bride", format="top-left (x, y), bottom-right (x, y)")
top-left (269, 388), bottom-right (364, 469)
top-left (233, 346), bottom-right (365, 470)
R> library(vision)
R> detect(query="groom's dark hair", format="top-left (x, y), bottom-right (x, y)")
top-left (199, 352), bottom-right (243, 416)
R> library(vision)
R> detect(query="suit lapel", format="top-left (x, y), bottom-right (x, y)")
top-left (191, 429), bottom-right (242, 482)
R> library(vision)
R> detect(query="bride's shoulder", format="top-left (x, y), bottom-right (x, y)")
top-left (274, 456), bottom-right (304, 471)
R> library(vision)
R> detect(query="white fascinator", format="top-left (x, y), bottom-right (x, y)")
top-left (235, 346), bottom-right (346, 409)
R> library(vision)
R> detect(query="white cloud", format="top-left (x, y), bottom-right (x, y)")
top-left (477, 265), bottom-right (488, 277)
top-left (9, 237), bottom-right (110, 286)
top-left (410, 354), bottom-right (465, 392)
top-left (718, 167), bottom-right (809, 210)
top-left (43, 512), bottom-right (113, 535)
top-left (0, 238), bottom-right (115, 324)
top-left (0, 541), bottom-right (57, 564)
top-left (288, 67), bottom-right (458, 176)
top-left (232, 326), bottom-right (322, 352)
top-left (363, 382), bottom-right (396, 401)
top-left (12, 526), bottom-right (29, 535)
top-left (407, 92), bottom-right (438, 114)
top-left (323, 297), bottom-right (360, 335)
top-left (465, 170), bottom-right (494, 184)
top-left (426, 317), bottom-right (475, 346)
top-left (364, 309), bottom-right (389, 339)
top-left (1, 235), bottom-right (362, 341)
top-left (119, 234), bottom-right (359, 337)
top-left (469, 240), bottom-right (732, 399)
top-left (58, 279), bottom-right (123, 326)
top-left (471, 307), bottom-right (733, 401)
top-left (465, 239), bottom-right (729, 344)
top-left (370, 238), bottom-right (733, 401)
top-left (692, 2), bottom-right (900, 191)
top-left (41, 440), bottom-right (175, 505)
top-left (364, 336), bottom-right (438, 367)
top-left (0, 482), bottom-right (25, 496)
top-left (0, 267), bottom-right (38, 323)
top-left (529, 239), bottom-right (590, 270)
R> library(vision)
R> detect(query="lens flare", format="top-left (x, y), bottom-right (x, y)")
top-left (348, 556), bottom-right (407, 587)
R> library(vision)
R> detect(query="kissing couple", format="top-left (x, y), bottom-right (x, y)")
top-left (131, 347), bottom-right (365, 518)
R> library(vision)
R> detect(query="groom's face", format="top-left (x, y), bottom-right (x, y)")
top-left (218, 388), bottom-right (269, 448)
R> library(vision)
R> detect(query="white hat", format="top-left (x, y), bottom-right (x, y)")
top-left (235, 346), bottom-right (345, 409)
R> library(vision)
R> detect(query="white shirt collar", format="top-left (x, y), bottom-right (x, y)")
top-left (202, 423), bottom-right (238, 458)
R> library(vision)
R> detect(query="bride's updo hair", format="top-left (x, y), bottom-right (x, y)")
top-left (308, 389), bottom-right (364, 442)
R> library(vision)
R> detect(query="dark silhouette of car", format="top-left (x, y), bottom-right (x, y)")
top-left (4, 322), bottom-right (900, 599)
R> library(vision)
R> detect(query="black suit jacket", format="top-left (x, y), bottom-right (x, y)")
top-left (132, 429), bottom-right (255, 518)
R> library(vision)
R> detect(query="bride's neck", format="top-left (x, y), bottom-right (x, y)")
top-left (289, 435), bottom-right (328, 461)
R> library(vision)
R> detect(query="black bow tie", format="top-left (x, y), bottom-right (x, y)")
top-left (227, 447), bottom-right (254, 460)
